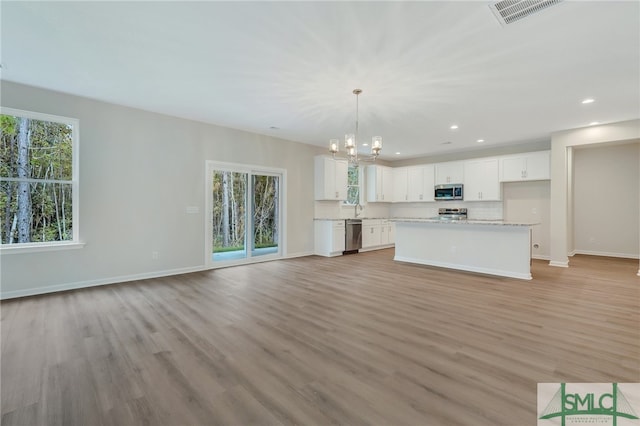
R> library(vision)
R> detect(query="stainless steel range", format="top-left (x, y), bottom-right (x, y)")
top-left (431, 208), bottom-right (467, 221)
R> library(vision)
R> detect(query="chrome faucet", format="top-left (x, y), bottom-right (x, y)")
top-left (354, 203), bottom-right (363, 218)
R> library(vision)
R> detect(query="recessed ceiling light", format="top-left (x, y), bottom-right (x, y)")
top-left (395, 152), bottom-right (401, 155)
top-left (589, 121), bottom-right (600, 126)
top-left (581, 98), bottom-right (595, 104)
top-left (450, 124), bottom-right (459, 130)
top-left (269, 126), bottom-right (279, 130)
top-left (477, 139), bottom-right (485, 143)
top-left (362, 143), bottom-right (369, 146)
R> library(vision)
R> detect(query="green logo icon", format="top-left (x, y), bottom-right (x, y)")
top-left (539, 383), bottom-right (639, 426)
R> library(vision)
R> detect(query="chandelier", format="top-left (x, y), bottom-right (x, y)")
top-left (329, 89), bottom-right (382, 164)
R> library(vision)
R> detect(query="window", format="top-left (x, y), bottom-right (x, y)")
top-left (0, 108), bottom-right (79, 248)
top-left (345, 164), bottom-right (360, 205)
top-left (206, 161), bottom-right (285, 266)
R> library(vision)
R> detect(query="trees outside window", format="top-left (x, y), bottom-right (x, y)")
top-left (0, 109), bottom-right (78, 246)
top-left (208, 163), bottom-right (283, 264)
top-left (345, 164), bottom-right (360, 205)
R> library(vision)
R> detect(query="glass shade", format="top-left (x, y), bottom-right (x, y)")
top-left (329, 139), bottom-right (339, 154)
top-left (345, 133), bottom-right (355, 150)
top-left (371, 136), bottom-right (382, 155)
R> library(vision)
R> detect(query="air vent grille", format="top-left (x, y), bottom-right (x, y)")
top-left (489, 0), bottom-right (564, 25)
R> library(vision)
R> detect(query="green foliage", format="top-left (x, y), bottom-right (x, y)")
top-left (0, 115), bottom-right (74, 244)
top-left (211, 171), bottom-right (278, 253)
top-left (345, 164), bottom-right (360, 205)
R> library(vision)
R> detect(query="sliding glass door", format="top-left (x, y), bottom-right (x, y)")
top-left (207, 162), bottom-right (284, 266)
top-left (211, 170), bottom-right (248, 261)
top-left (251, 173), bottom-right (279, 257)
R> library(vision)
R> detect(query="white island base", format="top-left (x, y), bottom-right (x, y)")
top-left (393, 220), bottom-right (534, 280)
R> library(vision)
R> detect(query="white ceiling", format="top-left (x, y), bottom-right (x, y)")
top-left (2, 1), bottom-right (639, 160)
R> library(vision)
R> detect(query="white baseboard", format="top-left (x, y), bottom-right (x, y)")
top-left (284, 251), bottom-right (314, 259)
top-left (549, 260), bottom-right (569, 268)
top-left (637, 269), bottom-right (640, 277)
top-left (0, 265), bottom-right (206, 300)
top-left (360, 244), bottom-right (394, 253)
top-left (568, 250), bottom-right (576, 257)
top-left (532, 254), bottom-right (550, 261)
top-left (1, 251), bottom-right (318, 300)
top-left (572, 250), bottom-right (639, 260)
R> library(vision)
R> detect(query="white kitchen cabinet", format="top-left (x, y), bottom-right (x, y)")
top-left (463, 158), bottom-right (500, 201)
top-left (366, 165), bottom-right (393, 202)
top-left (362, 219), bottom-right (395, 250)
top-left (410, 165), bottom-right (435, 202)
top-left (380, 220), bottom-right (395, 245)
top-left (393, 168), bottom-right (409, 202)
top-left (392, 165), bottom-right (435, 202)
top-left (314, 156), bottom-right (348, 200)
top-left (435, 161), bottom-right (464, 185)
top-left (314, 220), bottom-right (345, 257)
top-left (362, 220), bottom-right (381, 248)
top-left (499, 151), bottom-right (550, 182)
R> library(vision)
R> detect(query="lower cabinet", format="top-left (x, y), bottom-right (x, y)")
top-left (314, 220), bottom-right (345, 257)
top-left (362, 219), bottom-right (395, 251)
top-left (362, 222), bottom-right (381, 248)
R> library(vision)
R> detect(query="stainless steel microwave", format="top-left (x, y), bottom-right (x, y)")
top-left (434, 184), bottom-right (463, 201)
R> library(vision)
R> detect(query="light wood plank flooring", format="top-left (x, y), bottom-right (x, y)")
top-left (2, 250), bottom-right (639, 425)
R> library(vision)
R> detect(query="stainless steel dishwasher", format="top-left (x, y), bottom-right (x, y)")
top-left (344, 219), bottom-right (362, 254)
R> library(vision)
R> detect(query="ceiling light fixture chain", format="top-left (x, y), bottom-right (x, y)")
top-left (329, 88), bottom-right (382, 165)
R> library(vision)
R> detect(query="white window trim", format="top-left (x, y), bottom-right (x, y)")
top-left (204, 160), bottom-right (287, 268)
top-left (0, 107), bottom-right (81, 252)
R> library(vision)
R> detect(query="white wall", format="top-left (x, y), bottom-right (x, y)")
top-left (572, 143), bottom-right (639, 258)
top-left (0, 81), bottom-right (325, 298)
top-left (503, 181), bottom-right (550, 259)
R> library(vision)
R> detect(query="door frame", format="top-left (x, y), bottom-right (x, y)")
top-left (205, 160), bottom-right (287, 268)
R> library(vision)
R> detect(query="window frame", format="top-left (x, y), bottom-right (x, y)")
top-left (0, 107), bottom-right (82, 253)
top-left (205, 160), bottom-right (287, 268)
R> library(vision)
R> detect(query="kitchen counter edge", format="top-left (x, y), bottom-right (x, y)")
top-left (391, 218), bottom-right (539, 227)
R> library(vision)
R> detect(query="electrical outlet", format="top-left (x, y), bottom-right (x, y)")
top-left (152, 251), bottom-right (159, 260)
top-left (531, 207), bottom-right (537, 215)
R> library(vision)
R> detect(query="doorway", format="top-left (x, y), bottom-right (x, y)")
top-left (206, 162), bottom-right (285, 266)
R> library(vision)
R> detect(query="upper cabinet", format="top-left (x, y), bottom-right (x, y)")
top-left (500, 151), bottom-right (550, 182)
top-left (314, 156), bottom-right (348, 200)
top-left (393, 165), bottom-right (435, 203)
top-left (464, 158), bottom-right (500, 201)
top-left (393, 168), bottom-right (409, 202)
top-left (412, 165), bottom-right (435, 202)
top-left (435, 161), bottom-right (464, 185)
top-left (366, 165), bottom-right (393, 202)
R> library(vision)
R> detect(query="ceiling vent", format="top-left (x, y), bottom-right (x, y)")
top-left (489, 0), bottom-right (565, 25)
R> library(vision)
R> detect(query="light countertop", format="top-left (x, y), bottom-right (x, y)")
top-left (392, 218), bottom-right (539, 227)
top-left (314, 217), bottom-right (391, 221)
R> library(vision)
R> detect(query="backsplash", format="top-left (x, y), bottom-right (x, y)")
top-left (390, 201), bottom-right (504, 220)
top-left (314, 201), bottom-right (391, 219)
top-left (315, 200), bottom-right (503, 220)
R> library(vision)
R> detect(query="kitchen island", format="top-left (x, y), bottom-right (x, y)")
top-left (392, 218), bottom-right (538, 280)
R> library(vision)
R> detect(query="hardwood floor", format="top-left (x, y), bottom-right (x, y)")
top-left (1, 250), bottom-right (639, 425)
